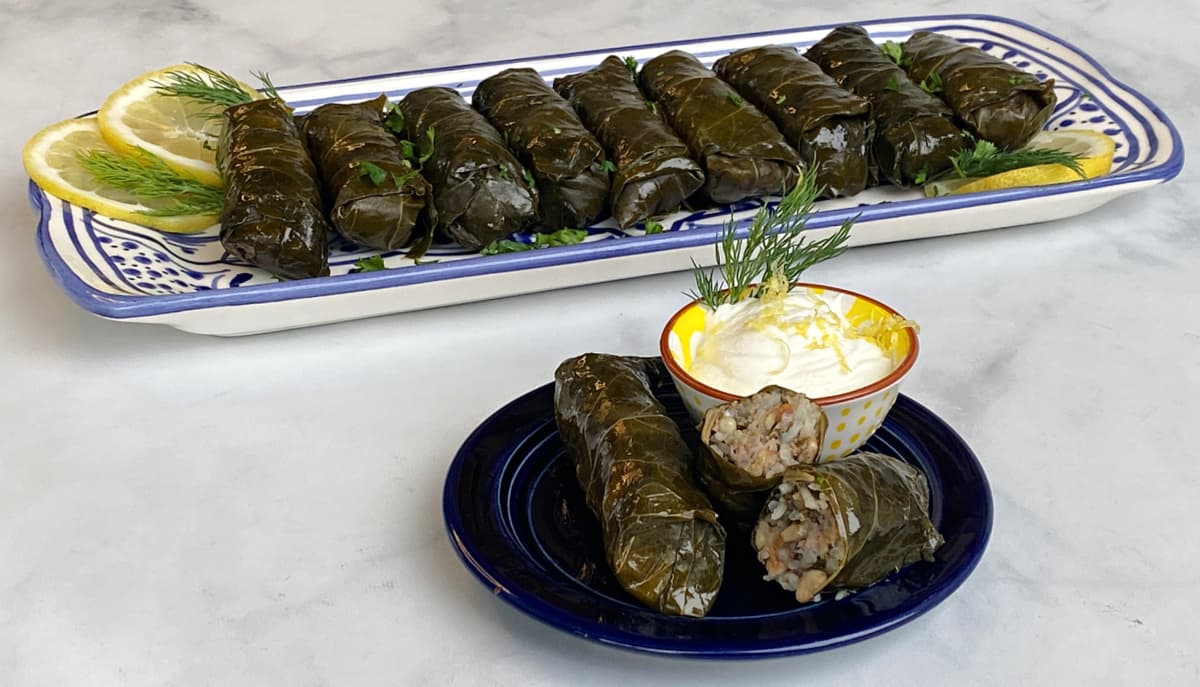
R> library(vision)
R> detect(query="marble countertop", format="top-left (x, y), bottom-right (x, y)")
top-left (2, 1), bottom-right (1197, 685)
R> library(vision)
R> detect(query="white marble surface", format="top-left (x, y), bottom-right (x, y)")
top-left (2, 0), bottom-right (1198, 684)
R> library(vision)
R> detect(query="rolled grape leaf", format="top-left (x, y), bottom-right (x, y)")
top-left (553, 56), bottom-right (704, 229)
top-left (902, 31), bottom-right (1057, 149)
top-left (697, 386), bottom-right (827, 519)
top-left (806, 25), bottom-right (965, 185)
top-left (473, 68), bottom-right (609, 230)
top-left (754, 452), bottom-right (944, 604)
top-left (301, 95), bottom-right (436, 254)
top-left (713, 46), bottom-right (875, 197)
top-left (638, 50), bottom-right (800, 204)
top-left (396, 87), bottom-right (538, 249)
top-left (553, 353), bottom-right (726, 617)
top-left (217, 98), bottom-right (331, 280)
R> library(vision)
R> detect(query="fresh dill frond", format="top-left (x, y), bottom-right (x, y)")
top-left (943, 139), bottom-right (1085, 179)
top-left (76, 147), bottom-right (224, 217)
top-left (623, 55), bottom-right (639, 76)
top-left (251, 69), bottom-right (280, 99)
top-left (687, 171), bottom-right (854, 309)
top-left (152, 63), bottom-right (257, 108)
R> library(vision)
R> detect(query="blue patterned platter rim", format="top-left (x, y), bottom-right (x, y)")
top-left (442, 383), bottom-right (993, 658)
top-left (31, 13), bottom-right (1183, 322)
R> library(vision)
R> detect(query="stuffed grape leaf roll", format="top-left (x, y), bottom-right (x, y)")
top-left (638, 50), bottom-right (800, 204)
top-left (806, 25), bottom-right (965, 185)
top-left (472, 69), bottom-right (609, 230)
top-left (902, 31), bottom-right (1057, 149)
top-left (217, 98), bottom-right (331, 280)
top-left (553, 353), bottom-right (726, 617)
top-left (396, 87), bottom-right (538, 249)
top-left (553, 56), bottom-right (704, 229)
top-left (713, 46), bottom-right (874, 198)
top-left (754, 452), bottom-right (944, 603)
top-left (697, 386), bottom-right (827, 518)
top-left (301, 95), bottom-right (436, 253)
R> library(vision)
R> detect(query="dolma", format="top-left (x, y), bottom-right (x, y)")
top-left (902, 31), bottom-right (1057, 149)
top-left (217, 98), bottom-right (331, 280)
top-left (301, 94), bottom-right (435, 253)
top-left (754, 452), bottom-right (944, 603)
top-left (638, 50), bottom-right (800, 204)
top-left (553, 353), bottom-right (726, 617)
top-left (472, 69), bottom-right (609, 230)
top-left (713, 46), bottom-right (874, 198)
top-left (806, 25), bottom-right (965, 185)
top-left (553, 56), bottom-right (704, 229)
top-left (396, 87), bottom-right (538, 249)
top-left (697, 386), bottom-right (827, 518)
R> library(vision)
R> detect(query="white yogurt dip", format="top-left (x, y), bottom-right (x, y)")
top-left (686, 289), bottom-right (897, 398)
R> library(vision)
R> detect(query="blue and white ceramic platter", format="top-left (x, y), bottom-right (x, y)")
top-left (29, 14), bottom-right (1183, 335)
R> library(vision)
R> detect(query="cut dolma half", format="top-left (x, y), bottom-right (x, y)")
top-left (638, 50), bottom-right (800, 204)
top-left (217, 98), bottom-right (331, 280)
top-left (713, 46), bottom-right (874, 197)
top-left (806, 25), bottom-right (965, 185)
top-left (902, 31), bottom-right (1057, 149)
top-left (553, 353), bottom-right (726, 617)
top-left (698, 386), bottom-right (827, 518)
top-left (473, 68), bottom-right (609, 230)
top-left (553, 56), bottom-right (704, 229)
top-left (754, 452), bottom-right (944, 604)
top-left (396, 87), bottom-right (538, 249)
top-left (301, 94), bottom-right (436, 253)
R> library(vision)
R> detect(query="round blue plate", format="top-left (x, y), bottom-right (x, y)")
top-left (443, 381), bottom-right (992, 658)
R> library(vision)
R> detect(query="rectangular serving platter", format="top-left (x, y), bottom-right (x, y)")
top-left (30, 13), bottom-right (1183, 336)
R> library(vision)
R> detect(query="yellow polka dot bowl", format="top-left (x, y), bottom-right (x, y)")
top-left (659, 283), bottom-right (919, 462)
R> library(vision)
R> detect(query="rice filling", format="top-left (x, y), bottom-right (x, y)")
top-left (700, 386), bottom-right (825, 479)
top-left (753, 475), bottom-right (847, 603)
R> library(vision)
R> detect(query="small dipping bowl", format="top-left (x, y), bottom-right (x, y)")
top-left (660, 283), bottom-right (920, 461)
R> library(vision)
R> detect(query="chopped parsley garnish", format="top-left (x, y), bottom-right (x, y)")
top-left (383, 103), bottom-right (405, 134)
top-left (480, 227), bottom-right (587, 255)
top-left (880, 40), bottom-right (907, 66)
top-left (350, 255), bottom-right (386, 273)
top-left (357, 161), bottom-right (388, 186)
top-left (918, 71), bottom-right (943, 95)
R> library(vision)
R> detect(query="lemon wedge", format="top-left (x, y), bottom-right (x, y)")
top-left (925, 130), bottom-right (1116, 197)
top-left (97, 64), bottom-right (258, 186)
top-left (22, 117), bottom-right (219, 233)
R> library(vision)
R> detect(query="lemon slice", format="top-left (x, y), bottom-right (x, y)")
top-left (925, 130), bottom-right (1116, 197)
top-left (97, 64), bottom-right (258, 186)
top-left (22, 117), bottom-right (219, 233)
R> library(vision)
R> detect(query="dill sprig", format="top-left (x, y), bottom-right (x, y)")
top-left (153, 62), bottom-right (281, 112)
top-left (942, 139), bottom-right (1085, 179)
top-left (688, 172), bottom-right (854, 309)
top-left (251, 69), bottom-right (280, 100)
top-left (76, 148), bottom-right (224, 217)
top-left (152, 63), bottom-right (257, 108)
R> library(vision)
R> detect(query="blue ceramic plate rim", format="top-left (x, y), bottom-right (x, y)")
top-left (442, 384), bottom-right (994, 658)
top-left (29, 12), bottom-right (1183, 321)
